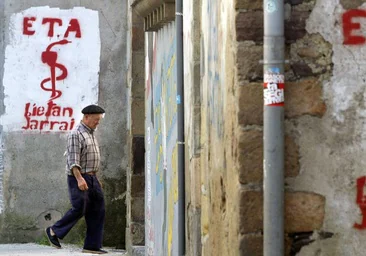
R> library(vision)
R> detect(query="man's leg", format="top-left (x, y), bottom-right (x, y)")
top-left (84, 176), bottom-right (105, 250)
top-left (51, 175), bottom-right (88, 239)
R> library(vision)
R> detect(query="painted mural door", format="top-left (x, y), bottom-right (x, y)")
top-left (145, 22), bottom-right (179, 256)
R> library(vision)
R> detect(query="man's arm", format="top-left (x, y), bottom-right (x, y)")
top-left (67, 132), bottom-right (88, 191)
top-left (72, 167), bottom-right (88, 191)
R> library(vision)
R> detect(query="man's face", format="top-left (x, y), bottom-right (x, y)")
top-left (84, 114), bottom-right (103, 129)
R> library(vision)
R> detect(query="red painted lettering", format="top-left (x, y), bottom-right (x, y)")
top-left (22, 102), bottom-right (75, 131)
top-left (64, 19), bottom-right (81, 38)
top-left (42, 18), bottom-right (62, 37)
top-left (355, 176), bottom-right (366, 229)
top-left (63, 107), bottom-right (73, 117)
top-left (23, 17), bottom-right (36, 35)
top-left (37, 106), bottom-right (45, 116)
top-left (343, 10), bottom-right (366, 45)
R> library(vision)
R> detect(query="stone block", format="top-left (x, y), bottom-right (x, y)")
top-left (130, 222), bottom-right (145, 245)
top-left (237, 43), bottom-right (263, 82)
top-left (296, 47), bottom-right (321, 59)
top-left (285, 78), bottom-right (327, 118)
top-left (187, 207), bottom-right (202, 256)
top-left (239, 190), bottom-right (263, 234)
top-left (291, 62), bottom-right (314, 77)
top-left (132, 9), bottom-right (144, 25)
top-left (237, 83), bottom-right (263, 126)
top-left (239, 190), bottom-right (326, 234)
top-left (285, 11), bottom-right (309, 43)
top-left (291, 34), bottom-right (333, 77)
top-left (132, 136), bottom-right (145, 174)
top-left (340, 0), bottom-right (364, 9)
top-left (237, 129), bottom-right (299, 184)
top-left (132, 26), bottom-right (145, 51)
top-left (131, 175), bottom-right (145, 197)
top-left (239, 233), bottom-right (263, 256)
top-left (131, 51), bottom-right (146, 98)
top-left (236, 11), bottom-right (263, 42)
top-left (131, 100), bottom-right (145, 135)
top-left (285, 192), bottom-right (325, 233)
top-left (236, 11), bottom-right (310, 43)
top-left (239, 233), bottom-right (293, 256)
top-left (131, 197), bottom-right (145, 222)
top-left (235, 0), bottom-right (262, 10)
top-left (237, 129), bottom-right (262, 184)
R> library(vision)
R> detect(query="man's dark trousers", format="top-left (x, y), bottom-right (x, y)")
top-left (51, 174), bottom-right (105, 249)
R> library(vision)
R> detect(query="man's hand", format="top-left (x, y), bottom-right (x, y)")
top-left (72, 167), bottom-right (88, 191)
top-left (76, 177), bottom-right (89, 191)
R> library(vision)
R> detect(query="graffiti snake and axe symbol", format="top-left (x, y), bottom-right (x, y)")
top-left (41, 39), bottom-right (71, 102)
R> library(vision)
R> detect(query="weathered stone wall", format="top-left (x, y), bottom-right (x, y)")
top-left (234, 0), bottom-right (330, 254)
top-left (184, 0), bottom-right (331, 254)
top-left (198, 0), bottom-right (240, 255)
top-left (183, 0), bottom-right (202, 255)
top-left (134, 0), bottom-right (366, 254)
top-left (126, 0), bottom-right (146, 254)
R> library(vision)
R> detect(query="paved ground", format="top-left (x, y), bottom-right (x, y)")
top-left (0, 244), bottom-right (127, 255)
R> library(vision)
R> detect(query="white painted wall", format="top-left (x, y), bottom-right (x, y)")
top-left (2, 6), bottom-right (100, 133)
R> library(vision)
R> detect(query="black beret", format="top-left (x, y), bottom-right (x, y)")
top-left (81, 104), bottom-right (105, 114)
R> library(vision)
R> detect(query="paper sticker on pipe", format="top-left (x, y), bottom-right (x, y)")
top-left (265, 0), bottom-right (277, 13)
top-left (264, 73), bottom-right (285, 106)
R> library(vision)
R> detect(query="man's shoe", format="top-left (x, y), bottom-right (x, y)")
top-left (45, 227), bottom-right (61, 249)
top-left (82, 248), bottom-right (108, 254)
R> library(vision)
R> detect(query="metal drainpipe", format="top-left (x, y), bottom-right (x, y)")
top-left (263, 0), bottom-right (285, 255)
top-left (176, 0), bottom-right (185, 255)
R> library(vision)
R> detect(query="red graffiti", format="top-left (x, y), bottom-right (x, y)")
top-left (42, 18), bottom-right (62, 37)
top-left (64, 19), bottom-right (82, 38)
top-left (41, 39), bottom-right (71, 101)
top-left (22, 101), bottom-right (75, 131)
top-left (23, 17), bottom-right (36, 35)
top-left (20, 15), bottom-right (82, 132)
top-left (343, 10), bottom-right (366, 45)
top-left (354, 176), bottom-right (366, 229)
top-left (22, 17), bottom-right (82, 38)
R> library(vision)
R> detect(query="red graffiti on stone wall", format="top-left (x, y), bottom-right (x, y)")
top-left (354, 176), bottom-right (366, 229)
top-left (21, 16), bottom-right (83, 131)
top-left (41, 40), bottom-right (71, 101)
top-left (23, 17), bottom-right (82, 38)
top-left (343, 10), bottom-right (366, 45)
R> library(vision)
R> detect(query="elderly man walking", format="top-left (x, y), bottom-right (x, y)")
top-left (45, 104), bottom-right (107, 254)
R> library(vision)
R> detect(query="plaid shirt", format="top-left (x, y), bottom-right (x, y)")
top-left (66, 122), bottom-right (101, 175)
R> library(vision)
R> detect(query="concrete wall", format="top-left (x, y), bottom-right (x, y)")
top-left (125, 0), bottom-right (145, 255)
top-left (0, 0), bottom-right (128, 247)
top-left (145, 22), bottom-right (180, 256)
